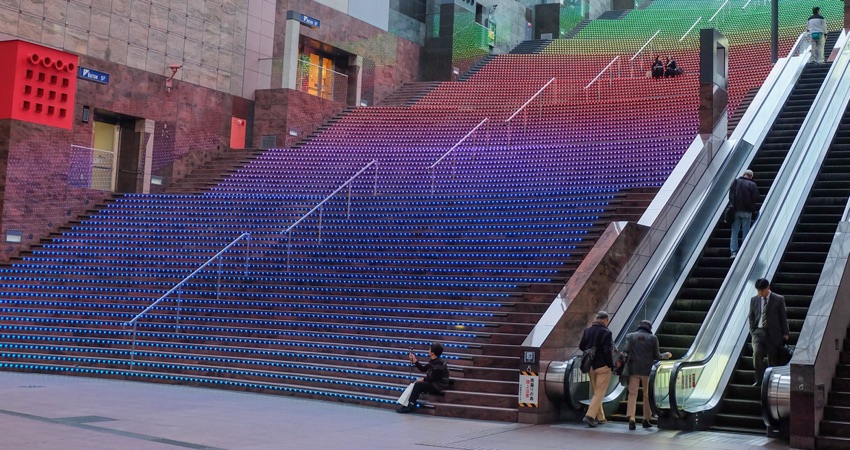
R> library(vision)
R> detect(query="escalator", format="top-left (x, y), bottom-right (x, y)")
top-left (712, 73), bottom-right (850, 433)
top-left (613, 63), bottom-right (834, 424)
top-left (658, 61), bottom-right (830, 353)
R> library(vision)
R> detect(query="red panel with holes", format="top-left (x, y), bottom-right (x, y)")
top-left (0, 40), bottom-right (78, 129)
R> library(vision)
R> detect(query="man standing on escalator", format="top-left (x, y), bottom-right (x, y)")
top-left (729, 169), bottom-right (759, 259)
top-left (748, 278), bottom-right (789, 386)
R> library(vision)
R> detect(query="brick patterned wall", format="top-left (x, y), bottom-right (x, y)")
top-left (0, 120), bottom-right (109, 260)
top-left (253, 88), bottom-right (346, 149)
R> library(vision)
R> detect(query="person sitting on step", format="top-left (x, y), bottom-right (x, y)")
top-left (397, 343), bottom-right (451, 413)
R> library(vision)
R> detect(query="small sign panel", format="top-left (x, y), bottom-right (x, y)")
top-left (296, 13), bottom-right (320, 28)
top-left (78, 67), bottom-right (109, 84)
top-left (518, 373), bottom-right (539, 407)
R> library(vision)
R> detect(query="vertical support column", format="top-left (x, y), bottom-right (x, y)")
top-left (770, 0), bottom-right (778, 64)
top-left (136, 119), bottom-right (155, 194)
top-left (699, 28), bottom-right (729, 158)
top-left (281, 19), bottom-right (301, 90)
top-left (846, 1), bottom-right (850, 31)
top-left (348, 55), bottom-right (363, 107)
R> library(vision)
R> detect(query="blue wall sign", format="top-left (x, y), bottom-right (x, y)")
top-left (298, 14), bottom-right (320, 28)
top-left (286, 10), bottom-right (320, 28)
top-left (78, 67), bottom-right (110, 84)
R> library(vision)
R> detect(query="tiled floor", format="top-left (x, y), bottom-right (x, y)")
top-left (0, 372), bottom-right (791, 450)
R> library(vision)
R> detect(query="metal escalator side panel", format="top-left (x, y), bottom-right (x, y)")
top-left (668, 35), bottom-right (850, 420)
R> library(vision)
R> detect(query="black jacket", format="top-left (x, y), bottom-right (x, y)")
top-left (623, 327), bottom-right (665, 376)
top-left (730, 176), bottom-right (759, 213)
top-left (414, 357), bottom-right (451, 392)
top-left (579, 321), bottom-right (614, 370)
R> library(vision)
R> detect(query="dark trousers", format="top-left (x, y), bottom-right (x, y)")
top-left (408, 381), bottom-right (440, 406)
top-left (752, 329), bottom-right (780, 384)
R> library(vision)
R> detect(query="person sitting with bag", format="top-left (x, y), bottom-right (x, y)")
top-left (622, 320), bottom-right (671, 430)
top-left (397, 343), bottom-right (451, 413)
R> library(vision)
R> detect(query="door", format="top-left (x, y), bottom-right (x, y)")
top-left (91, 121), bottom-right (119, 191)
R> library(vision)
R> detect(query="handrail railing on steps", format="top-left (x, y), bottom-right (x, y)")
top-left (504, 77), bottom-right (557, 147)
top-left (428, 119), bottom-right (489, 194)
top-left (282, 160), bottom-right (379, 270)
top-left (123, 232), bottom-right (252, 368)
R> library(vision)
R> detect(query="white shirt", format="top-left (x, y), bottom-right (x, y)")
top-left (808, 15), bottom-right (827, 34)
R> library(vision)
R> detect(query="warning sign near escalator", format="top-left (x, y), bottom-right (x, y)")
top-left (519, 371), bottom-right (538, 407)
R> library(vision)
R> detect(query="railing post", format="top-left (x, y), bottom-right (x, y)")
top-left (286, 230), bottom-right (292, 272)
top-left (538, 90), bottom-right (543, 120)
top-left (130, 322), bottom-right (137, 368)
top-left (244, 233), bottom-right (251, 280)
top-left (347, 184), bottom-right (352, 220)
top-left (523, 108), bottom-right (528, 134)
top-left (373, 163), bottom-right (378, 196)
top-left (430, 167), bottom-right (436, 195)
top-left (216, 254), bottom-right (223, 301)
top-left (486, 120), bottom-right (491, 152)
top-left (176, 287), bottom-right (182, 333)
top-left (318, 204), bottom-right (324, 244)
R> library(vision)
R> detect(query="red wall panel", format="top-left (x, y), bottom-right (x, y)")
top-left (0, 41), bottom-right (78, 130)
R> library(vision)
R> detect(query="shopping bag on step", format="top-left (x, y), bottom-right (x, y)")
top-left (397, 382), bottom-right (415, 406)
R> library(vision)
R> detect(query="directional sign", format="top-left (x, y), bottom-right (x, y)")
top-left (78, 67), bottom-right (110, 84)
top-left (286, 10), bottom-right (320, 29)
top-left (298, 14), bottom-right (320, 28)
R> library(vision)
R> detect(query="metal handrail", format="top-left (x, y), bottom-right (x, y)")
top-left (428, 119), bottom-right (489, 193)
top-left (708, 0), bottom-right (728, 22)
top-left (506, 77), bottom-right (557, 123)
top-left (123, 232), bottom-right (252, 367)
top-left (680, 18), bottom-right (702, 42)
top-left (630, 31), bottom-right (660, 62)
top-left (282, 160), bottom-right (379, 269)
top-left (585, 55), bottom-right (620, 89)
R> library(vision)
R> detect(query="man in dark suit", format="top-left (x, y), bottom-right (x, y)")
top-left (748, 278), bottom-right (789, 386)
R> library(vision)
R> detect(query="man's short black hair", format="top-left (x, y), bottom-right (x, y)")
top-left (430, 343), bottom-right (444, 357)
top-left (813, 6), bottom-right (821, 14)
top-left (755, 278), bottom-right (770, 290)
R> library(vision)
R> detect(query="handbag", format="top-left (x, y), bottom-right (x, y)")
top-left (724, 178), bottom-right (739, 224)
top-left (612, 351), bottom-right (629, 376)
top-left (580, 346), bottom-right (596, 374)
top-left (811, 31), bottom-right (823, 40)
top-left (723, 203), bottom-right (735, 224)
top-left (779, 344), bottom-right (795, 366)
top-left (397, 382), bottom-right (415, 406)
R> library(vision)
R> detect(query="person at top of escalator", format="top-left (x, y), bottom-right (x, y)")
top-left (729, 169), bottom-right (759, 259)
top-left (807, 6), bottom-right (827, 64)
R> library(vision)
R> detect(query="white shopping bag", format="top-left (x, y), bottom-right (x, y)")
top-left (397, 383), bottom-right (415, 406)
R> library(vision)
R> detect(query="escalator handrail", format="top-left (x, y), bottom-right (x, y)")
top-left (559, 33), bottom-right (813, 412)
top-left (588, 32), bottom-right (817, 414)
top-left (665, 32), bottom-right (850, 417)
top-left (617, 32), bottom-right (813, 415)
